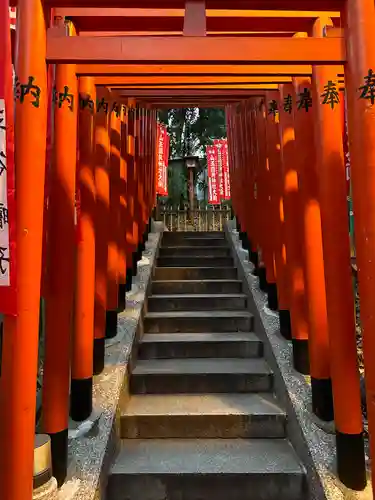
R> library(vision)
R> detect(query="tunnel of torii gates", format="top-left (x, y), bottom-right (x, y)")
top-left (3, 0), bottom-right (375, 498)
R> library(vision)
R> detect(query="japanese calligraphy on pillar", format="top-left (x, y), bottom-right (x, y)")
top-left (206, 145), bottom-right (220, 205)
top-left (0, 1), bottom-right (17, 314)
top-left (342, 90), bottom-right (351, 187)
top-left (156, 123), bottom-right (169, 196)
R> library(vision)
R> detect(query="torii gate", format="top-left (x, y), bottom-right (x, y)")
top-left (1, 1), bottom-right (375, 500)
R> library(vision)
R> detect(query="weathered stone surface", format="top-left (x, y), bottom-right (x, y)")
top-left (138, 332), bottom-right (262, 359)
top-left (107, 439), bottom-right (306, 500)
top-left (157, 255), bottom-right (234, 267)
top-left (120, 393), bottom-right (286, 439)
top-left (130, 358), bottom-right (273, 394)
top-left (147, 293), bottom-right (247, 312)
top-left (154, 266), bottom-right (238, 280)
top-left (151, 279), bottom-right (243, 295)
top-left (159, 246), bottom-right (231, 257)
top-left (144, 310), bottom-right (254, 333)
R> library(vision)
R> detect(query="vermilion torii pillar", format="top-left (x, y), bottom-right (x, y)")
top-left (106, 101), bottom-right (121, 338)
top-left (265, 91), bottom-right (290, 320)
top-left (292, 75), bottom-right (333, 421)
top-left (117, 105), bottom-right (128, 311)
top-left (71, 77), bottom-right (96, 418)
top-left (93, 87), bottom-right (110, 373)
top-left (343, 0), bottom-right (375, 491)
top-left (0, 0), bottom-right (48, 498)
top-left (278, 83), bottom-right (309, 373)
top-left (255, 100), bottom-right (277, 297)
top-left (42, 27), bottom-right (78, 485)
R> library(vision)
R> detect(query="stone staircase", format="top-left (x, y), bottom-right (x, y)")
top-left (107, 231), bottom-right (306, 500)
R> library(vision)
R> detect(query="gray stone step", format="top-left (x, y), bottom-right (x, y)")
top-left (151, 279), bottom-right (243, 295)
top-left (162, 231), bottom-right (225, 240)
top-left (130, 358), bottom-right (272, 394)
top-left (157, 256), bottom-right (234, 268)
top-left (107, 439), bottom-right (306, 500)
top-left (154, 267), bottom-right (237, 280)
top-left (138, 332), bottom-right (262, 359)
top-left (144, 310), bottom-right (254, 333)
top-left (159, 246), bottom-right (231, 257)
top-left (162, 237), bottom-right (228, 247)
top-left (147, 293), bottom-right (247, 312)
top-left (120, 393), bottom-right (286, 439)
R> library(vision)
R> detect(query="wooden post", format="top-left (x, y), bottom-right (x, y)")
top-left (255, 100), bottom-right (276, 295)
top-left (278, 83), bottom-right (309, 371)
top-left (312, 14), bottom-right (366, 489)
top-left (265, 90), bottom-right (289, 316)
top-left (292, 74), bottom-right (333, 420)
top-left (341, 0), bottom-right (375, 490)
top-left (42, 25), bottom-right (78, 484)
top-left (0, 0), bottom-right (47, 498)
top-left (93, 87), bottom-right (110, 372)
top-left (238, 102), bottom-right (252, 255)
top-left (118, 105), bottom-right (127, 311)
top-left (125, 99), bottom-right (138, 291)
top-left (71, 77), bottom-right (96, 418)
top-left (106, 103), bottom-right (121, 338)
top-left (132, 104), bottom-right (142, 277)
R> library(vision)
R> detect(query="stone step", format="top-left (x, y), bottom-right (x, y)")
top-left (120, 393), bottom-right (286, 439)
top-left (162, 237), bottom-right (228, 247)
top-left (138, 332), bottom-right (262, 359)
top-left (154, 267), bottom-right (238, 281)
top-left (159, 246), bottom-right (231, 257)
top-left (162, 231), bottom-right (225, 240)
top-left (151, 279), bottom-right (243, 295)
top-left (130, 358), bottom-right (272, 394)
top-left (143, 310), bottom-right (254, 333)
top-left (147, 293), bottom-right (247, 312)
top-left (157, 256), bottom-right (234, 268)
top-left (107, 439), bottom-right (306, 500)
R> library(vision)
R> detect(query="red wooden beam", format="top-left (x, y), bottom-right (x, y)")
top-left (57, 8), bottom-right (341, 34)
top-left (94, 75), bottom-right (292, 84)
top-left (113, 88), bottom-right (271, 96)
top-left (11, 1), bottom-right (344, 11)
top-left (46, 34), bottom-right (345, 64)
top-left (76, 63), bottom-right (315, 76)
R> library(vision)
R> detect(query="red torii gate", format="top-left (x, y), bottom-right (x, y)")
top-left (1, 1), bottom-right (375, 500)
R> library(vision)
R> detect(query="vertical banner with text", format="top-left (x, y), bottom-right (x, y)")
top-left (206, 145), bottom-right (220, 205)
top-left (214, 138), bottom-right (230, 200)
top-left (157, 123), bottom-right (169, 196)
top-left (0, 0), bottom-right (17, 315)
top-left (163, 131), bottom-right (169, 196)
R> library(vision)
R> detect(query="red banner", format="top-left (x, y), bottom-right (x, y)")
top-left (0, 0), bottom-right (17, 315)
top-left (156, 123), bottom-right (168, 196)
top-left (163, 131), bottom-right (169, 196)
top-left (221, 141), bottom-right (231, 199)
top-left (214, 139), bottom-right (225, 201)
top-left (206, 145), bottom-right (220, 205)
top-left (214, 139), bottom-right (230, 200)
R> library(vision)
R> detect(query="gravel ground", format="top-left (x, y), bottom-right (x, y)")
top-left (354, 283), bottom-right (371, 466)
